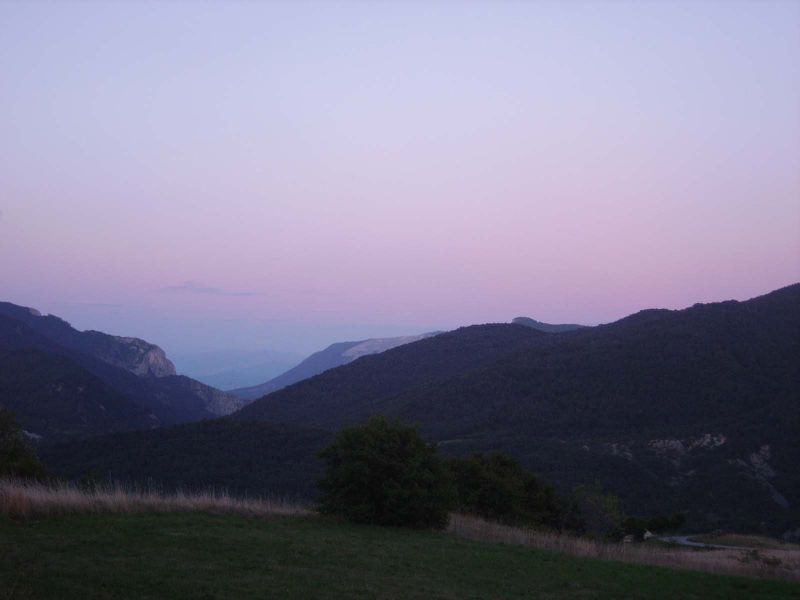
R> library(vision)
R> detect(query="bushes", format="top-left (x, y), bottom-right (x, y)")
top-left (0, 407), bottom-right (47, 480)
top-left (317, 417), bottom-right (578, 532)
top-left (317, 417), bottom-right (453, 528)
top-left (446, 453), bottom-right (566, 529)
top-left (317, 417), bottom-right (631, 538)
top-left (572, 483), bottom-right (624, 540)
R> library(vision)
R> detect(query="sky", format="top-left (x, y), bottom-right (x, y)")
top-left (1, 1), bottom-right (799, 357)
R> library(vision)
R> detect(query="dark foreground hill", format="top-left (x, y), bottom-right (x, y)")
top-left (0, 306), bottom-right (243, 442)
top-left (42, 284), bottom-right (800, 535)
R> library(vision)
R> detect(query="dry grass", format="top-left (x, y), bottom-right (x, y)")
top-left (3, 480), bottom-right (798, 584)
top-left (0, 478), bottom-right (311, 520)
top-left (448, 513), bottom-right (800, 583)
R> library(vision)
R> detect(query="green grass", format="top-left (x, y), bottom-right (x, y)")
top-left (1, 513), bottom-right (798, 600)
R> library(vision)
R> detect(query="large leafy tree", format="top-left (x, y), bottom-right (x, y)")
top-left (317, 417), bottom-right (453, 528)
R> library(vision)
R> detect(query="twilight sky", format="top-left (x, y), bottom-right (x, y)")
top-left (1, 1), bottom-right (799, 357)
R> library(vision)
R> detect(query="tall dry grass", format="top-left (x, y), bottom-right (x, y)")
top-left (0, 478), bottom-right (311, 520)
top-left (448, 513), bottom-right (800, 583)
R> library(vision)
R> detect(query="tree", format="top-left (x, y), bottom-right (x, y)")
top-left (573, 483), bottom-right (624, 540)
top-left (317, 417), bottom-right (453, 528)
top-left (446, 452), bottom-right (564, 529)
top-left (0, 407), bottom-right (47, 479)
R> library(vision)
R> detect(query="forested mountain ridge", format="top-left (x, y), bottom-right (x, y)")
top-left (234, 324), bottom-right (547, 423)
top-left (231, 332), bottom-right (440, 401)
top-left (0, 306), bottom-right (244, 441)
top-left (0, 349), bottom-right (157, 442)
top-left (510, 317), bottom-right (588, 332)
top-left (34, 284), bottom-right (800, 535)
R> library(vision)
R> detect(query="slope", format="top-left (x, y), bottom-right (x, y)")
top-left (231, 332), bottom-right (441, 401)
top-left (0, 311), bottom-right (243, 438)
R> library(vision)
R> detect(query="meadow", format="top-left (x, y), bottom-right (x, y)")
top-left (1, 480), bottom-right (799, 599)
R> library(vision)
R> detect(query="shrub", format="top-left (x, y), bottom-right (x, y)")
top-left (0, 407), bottom-right (47, 480)
top-left (317, 417), bottom-right (453, 528)
top-left (573, 482), bottom-right (624, 541)
top-left (446, 452), bottom-right (564, 529)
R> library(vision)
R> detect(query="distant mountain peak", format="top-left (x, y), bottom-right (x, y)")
top-left (341, 332), bottom-right (440, 360)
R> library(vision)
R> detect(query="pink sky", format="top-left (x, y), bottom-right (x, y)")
top-left (1, 2), bottom-right (798, 355)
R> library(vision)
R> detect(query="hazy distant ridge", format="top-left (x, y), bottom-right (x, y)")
top-left (231, 332), bottom-right (440, 401)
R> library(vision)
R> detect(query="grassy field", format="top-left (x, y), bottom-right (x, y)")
top-left (2, 512), bottom-right (800, 600)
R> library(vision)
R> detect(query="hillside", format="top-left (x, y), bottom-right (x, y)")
top-left (511, 317), bottom-right (588, 332)
top-left (231, 332), bottom-right (441, 401)
top-left (0, 349), bottom-right (156, 442)
top-left (39, 284), bottom-right (800, 534)
top-left (42, 419), bottom-right (331, 498)
top-left (0, 308), bottom-right (243, 441)
top-left (2, 511), bottom-right (798, 599)
top-left (0, 302), bottom-right (176, 377)
top-left (235, 284), bottom-right (800, 533)
top-left (235, 324), bottom-right (544, 419)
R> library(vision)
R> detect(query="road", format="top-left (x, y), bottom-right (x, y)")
top-left (658, 536), bottom-right (755, 551)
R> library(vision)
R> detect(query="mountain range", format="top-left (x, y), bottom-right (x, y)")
top-left (0, 303), bottom-right (244, 441)
top-left (36, 284), bottom-right (800, 537)
top-left (231, 332), bottom-right (440, 401)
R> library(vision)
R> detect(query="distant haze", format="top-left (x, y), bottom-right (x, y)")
top-left (1, 2), bottom-right (798, 356)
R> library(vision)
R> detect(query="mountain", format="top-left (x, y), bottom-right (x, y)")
top-left (0, 304), bottom-right (245, 441)
top-left (43, 418), bottom-right (331, 498)
top-left (511, 317), bottom-right (588, 333)
top-left (0, 349), bottom-right (156, 443)
top-left (171, 348), bottom-right (302, 390)
top-left (41, 324), bottom-right (542, 493)
top-left (39, 284), bottom-right (800, 535)
top-left (231, 332), bottom-right (441, 401)
top-left (0, 302), bottom-right (176, 377)
top-left (235, 325), bottom-right (544, 422)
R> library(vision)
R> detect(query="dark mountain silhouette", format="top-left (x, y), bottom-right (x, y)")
top-left (0, 302), bottom-right (176, 377)
top-left (43, 418), bottom-right (331, 499)
top-left (0, 306), bottom-right (244, 441)
top-left (36, 284), bottom-right (800, 534)
top-left (231, 332), bottom-right (441, 401)
top-left (235, 325), bottom-right (545, 423)
top-left (511, 317), bottom-right (588, 333)
top-left (0, 349), bottom-right (156, 442)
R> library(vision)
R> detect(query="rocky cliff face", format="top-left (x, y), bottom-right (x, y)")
top-left (172, 376), bottom-right (245, 416)
top-left (0, 302), bottom-right (176, 378)
top-left (91, 334), bottom-right (176, 378)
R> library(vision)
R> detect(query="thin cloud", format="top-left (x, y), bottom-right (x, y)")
top-left (59, 302), bottom-right (122, 309)
top-left (159, 280), bottom-right (262, 297)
